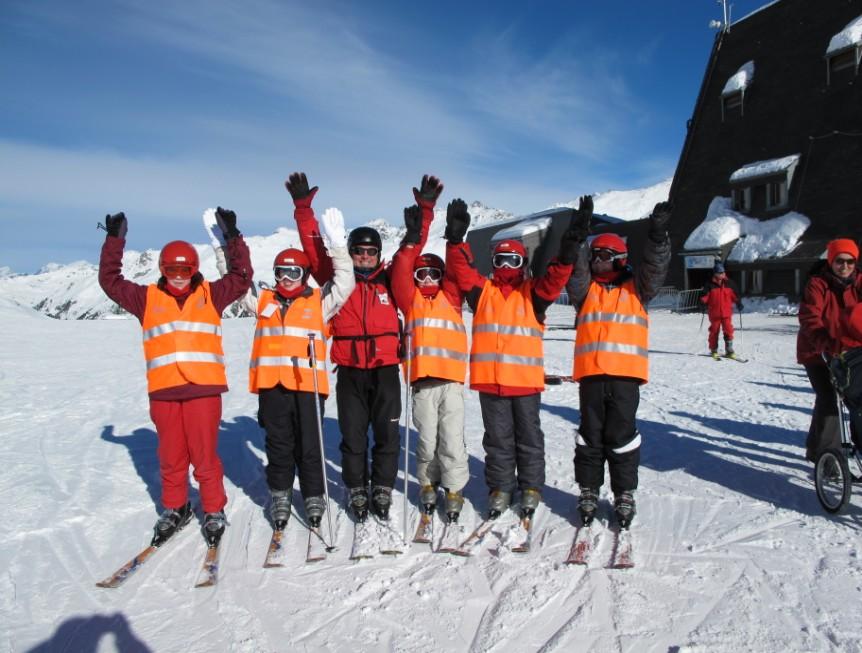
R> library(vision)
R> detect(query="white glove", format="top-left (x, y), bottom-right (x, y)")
top-left (320, 207), bottom-right (347, 249)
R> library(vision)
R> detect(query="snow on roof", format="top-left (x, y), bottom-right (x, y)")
top-left (683, 196), bottom-right (810, 263)
top-left (722, 61), bottom-right (755, 96)
top-left (729, 153), bottom-right (800, 184)
top-left (491, 216), bottom-right (553, 242)
top-left (827, 14), bottom-right (862, 56)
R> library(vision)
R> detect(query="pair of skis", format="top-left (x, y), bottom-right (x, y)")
top-left (349, 517), bottom-right (407, 559)
top-left (96, 529), bottom-right (223, 589)
top-left (416, 510), bottom-right (534, 556)
top-left (564, 523), bottom-right (633, 568)
top-left (262, 523), bottom-right (331, 567)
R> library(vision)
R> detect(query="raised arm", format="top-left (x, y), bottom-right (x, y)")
top-left (286, 172), bottom-right (334, 284)
top-left (317, 207), bottom-right (356, 322)
top-left (390, 205), bottom-right (426, 313)
top-left (563, 196), bottom-right (593, 309)
top-left (443, 198), bottom-right (485, 311)
top-left (98, 212), bottom-right (148, 321)
top-left (208, 207), bottom-right (253, 313)
top-left (531, 207), bottom-right (580, 320)
top-left (635, 201), bottom-right (672, 303)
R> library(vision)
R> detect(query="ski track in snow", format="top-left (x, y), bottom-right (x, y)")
top-left (3, 304), bottom-right (862, 652)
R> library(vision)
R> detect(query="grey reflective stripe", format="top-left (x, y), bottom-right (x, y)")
top-left (470, 352), bottom-right (544, 367)
top-left (249, 356), bottom-right (327, 371)
top-left (473, 323), bottom-right (543, 338)
top-left (406, 317), bottom-right (466, 334)
top-left (143, 321), bottom-right (222, 341)
top-left (255, 326), bottom-right (326, 340)
top-left (577, 312), bottom-right (648, 328)
top-left (575, 342), bottom-right (649, 357)
top-left (146, 351), bottom-right (225, 370)
top-left (611, 432), bottom-right (641, 454)
top-left (410, 346), bottom-right (468, 362)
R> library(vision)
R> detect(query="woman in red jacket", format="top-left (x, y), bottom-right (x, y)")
top-left (797, 238), bottom-right (862, 462)
top-left (699, 262), bottom-right (743, 359)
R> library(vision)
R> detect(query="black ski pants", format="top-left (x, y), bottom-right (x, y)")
top-left (575, 376), bottom-right (640, 495)
top-left (259, 385), bottom-right (326, 497)
top-left (804, 363), bottom-right (861, 461)
top-left (336, 364), bottom-right (402, 490)
top-left (479, 392), bottom-right (545, 493)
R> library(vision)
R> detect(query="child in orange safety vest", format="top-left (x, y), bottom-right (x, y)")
top-left (249, 207), bottom-right (354, 532)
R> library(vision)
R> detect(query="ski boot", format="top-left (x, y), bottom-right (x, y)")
top-left (269, 488), bottom-right (292, 531)
top-left (304, 495), bottom-right (326, 529)
top-left (710, 349), bottom-right (720, 360)
top-left (725, 339), bottom-right (736, 360)
top-left (371, 485), bottom-right (393, 521)
top-left (419, 484), bottom-right (438, 515)
top-left (577, 486), bottom-right (599, 527)
top-left (444, 490), bottom-right (464, 523)
top-left (613, 491), bottom-right (636, 530)
top-left (348, 487), bottom-right (369, 523)
top-left (520, 488), bottom-right (541, 519)
top-left (203, 511), bottom-right (227, 548)
top-left (151, 502), bottom-right (193, 547)
top-left (487, 489), bottom-right (511, 520)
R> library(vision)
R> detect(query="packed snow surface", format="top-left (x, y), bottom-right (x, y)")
top-left (2, 299), bottom-right (861, 652)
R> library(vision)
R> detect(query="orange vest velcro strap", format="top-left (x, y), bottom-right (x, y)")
top-left (142, 283), bottom-right (227, 393)
top-left (469, 280), bottom-right (545, 389)
top-left (573, 279), bottom-right (649, 383)
top-left (403, 290), bottom-right (469, 383)
top-left (249, 289), bottom-right (329, 395)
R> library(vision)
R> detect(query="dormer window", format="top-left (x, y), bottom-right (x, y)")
top-left (721, 61), bottom-right (754, 120)
top-left (729, 154), bottom-right (800, 214)
top-left (826, 15), bottom-right (862, 84)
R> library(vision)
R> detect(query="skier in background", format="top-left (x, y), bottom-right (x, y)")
top-left (565, 200), bottom-right (671, 530)
top-left (389, 199), bottom-right (470, 523)
top-left (797, 238), bottom-right (862, 462)
top-left (249, 207), bottom-right (354, 532)
top-left (98, 208), bottom-right (252, 548)
top-left (445, 199), bottom-right (578, 521)
top-left (699, 261), bottom-right (743, 359)
top-left (287, 172), bottom-right (443, 523)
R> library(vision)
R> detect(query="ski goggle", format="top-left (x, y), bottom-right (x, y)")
top-left (590, 248), bottom-right (626, 263)
top-left (163, 265), bottom-right (193, 279)
top-left (492, 252), bottom-right (524, 269)
top-left (350, 245), bottom-right (379, 257)
top-left (833, 256), bottom-right (857, 267)
top-left (414, 267), bottom-right (443, 282)
top-left (274, 265), bottom-right (305, 281)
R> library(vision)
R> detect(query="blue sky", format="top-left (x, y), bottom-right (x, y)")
top-left (1, 0), bottom-right (773, 273)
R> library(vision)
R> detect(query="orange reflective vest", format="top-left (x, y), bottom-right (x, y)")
top-left (469, 280), bottom-right (545, 389)
top-left (573, 278), bottom-right (649, 382)
top-left (142, 282), bottom-right (227, 393)
top-left (248, 289), bottom-right (329, 395)
top-left (403, 289), bottom-right (468, 384)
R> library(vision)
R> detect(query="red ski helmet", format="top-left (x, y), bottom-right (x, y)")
top-left (493, 239), bottom-right (527, 257)
top-left (273, 248), bottom-right (310, 269)
top-left (590, 233), bottom-right (627, 255)
top-left (414, 253), bottom-right (444, 272)
top-left (159, 240), bottom-right (199, 277)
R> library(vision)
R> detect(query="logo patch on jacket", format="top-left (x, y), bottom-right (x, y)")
top-left (377, 292), bottom-right (390, 305)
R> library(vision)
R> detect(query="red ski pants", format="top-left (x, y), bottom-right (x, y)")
top-left (149, 395), bottom-right (226, 513)
top-left (707, 317), bottom-right (734, 351)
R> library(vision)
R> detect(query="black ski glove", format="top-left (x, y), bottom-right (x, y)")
top-left (215, 206), bottom-right (240, 240)
top-left (105, 212), bottom-right (128, 239)
top-left (285, 172), bottom-right (319, 208)
top-left (558, 212), bottom-right (584, 265)
top-left (412, 174), bottom-right (444, 205)
top-left (571, 195), bottom-right (593, 243)
top-left (403, 204), bottom-right (423, 245)
top-left (445, 198), bottom-right (470, 244)
top-left (648, 201), bottom-right (672, 243)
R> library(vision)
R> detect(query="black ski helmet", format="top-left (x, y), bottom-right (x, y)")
top-left (348, 226), bottom-right (382, 251)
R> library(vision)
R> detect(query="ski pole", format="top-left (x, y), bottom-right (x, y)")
top-left (402, 332), bottom-right (413, 545)
top-left (308, 333), bottom-right (335, 551)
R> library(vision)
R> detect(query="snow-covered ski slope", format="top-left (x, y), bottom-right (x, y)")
top-left (2, 298), bottom-right (861, 653)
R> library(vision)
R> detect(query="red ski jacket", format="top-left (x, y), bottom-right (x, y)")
top-left (699, 277), bottom-right (740, 320)
top-left (797, 262), bottom-right (862, 365)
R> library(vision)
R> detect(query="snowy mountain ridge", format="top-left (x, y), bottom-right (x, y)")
top-left (0, 180), bottom-right (669, 319)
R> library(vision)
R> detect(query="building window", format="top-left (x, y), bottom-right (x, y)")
top-left (826, 16), bottom-right (862, 85)
top-left (732, 187), bottom-right (751, 212)
top-left (766, 179), bottom-right (788, 210)
top-left (722, 91), bottom-right (743, 119)
top-left (721, 60), bottom-right (754, 122)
